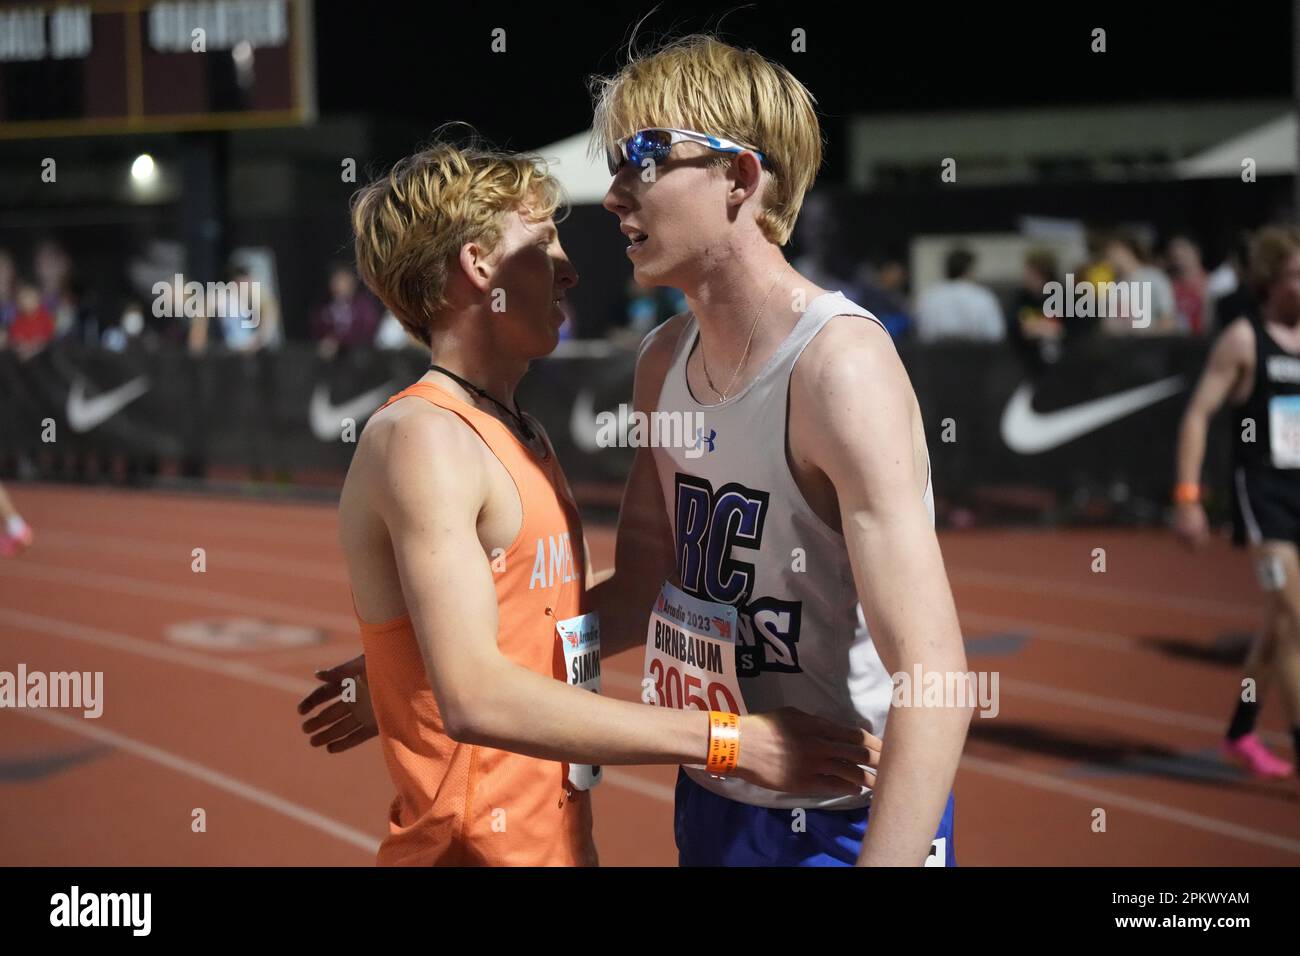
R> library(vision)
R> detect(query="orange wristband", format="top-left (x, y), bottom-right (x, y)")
top-left (706, 711), bottom-right (740, 775)
top-left (1173, 482), bottom-right (1201, 505)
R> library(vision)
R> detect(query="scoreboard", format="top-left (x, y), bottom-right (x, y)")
top-left (0, 0), bottom-right (315, 138)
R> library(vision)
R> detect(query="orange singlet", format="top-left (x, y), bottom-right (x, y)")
top-left (355, 381), bottom-right (597, 866)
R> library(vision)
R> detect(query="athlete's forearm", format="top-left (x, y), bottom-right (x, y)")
top-left (856, 703), bottom-right (969, 866)
top-left (853, 579), bottom-right (970, 866)
top-left (448, 656), bottom-right (712, 766)
top-left (1176, 409), bottom-right (1210, 487)
top-left (840, 504), bottom-right (971, 865)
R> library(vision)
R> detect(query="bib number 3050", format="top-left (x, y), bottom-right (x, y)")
top-left (643, 581), bottom-right (746, 721)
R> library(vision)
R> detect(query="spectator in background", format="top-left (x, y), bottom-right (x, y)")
top-left (1167, 235), bottom-right (1209, 335)
top-left (619, 279), bottom-right (687, 345)
top-left (0, 249), bottom-right (17, 338)
top-left (374, 308), bottom-right (415, 349)
top-left (855, 257), bottom-right (913, 340)
top-left (33, 238), bottom-right (93, 343)
top-left (914, 247), bottom-right (1004, 343)
top-left (1081, 228), bottom-right (1116, 288)
top-left (9, 281), bottom-right (55, 353)
top-left (190, 264), bottom-right (283, 353)
top-left (101, 301), bottom-right (147, 352)
top-left (792, 190), bottom-right (864, 301)
top-left (311, 262), bottom-right (381, 359)
top-left (1007, 248), bottom-right (1064, 372)
top-left (626, 277), bottom-right (659, 336)
top-left (1212, 230), bottom-right (1256, 332)
top-left (1103, 230), bottom-right (1176, 334)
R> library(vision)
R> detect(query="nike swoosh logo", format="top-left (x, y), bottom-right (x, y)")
top-left (1000, 375), bottom-right (1185, 454)
top-left (309, 382), bottom-right (395, 441)
top-left (66, 375), bottom-right (151, 433)
top-left (570, 388), bottom-right (620, 452)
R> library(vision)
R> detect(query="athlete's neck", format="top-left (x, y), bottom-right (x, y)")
top-left (1262, 302), bottom-right (1300, 332)
top-left (424, 335), bottom-right (528, 409)
top-left (682, 248), bottom-right (822, 369)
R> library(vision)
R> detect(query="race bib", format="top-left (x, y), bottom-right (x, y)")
top-left (643, 582), bottom-right (746, 770)
top-left (1269, 395), bottom-right (1300, 468)
top-left (557, 612), bottom-right (601, 790)
top-left (925, 837), bottom-right (948, 867)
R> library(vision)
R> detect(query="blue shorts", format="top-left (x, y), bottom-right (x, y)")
top-left (674, 769), bottom-right (956, 867)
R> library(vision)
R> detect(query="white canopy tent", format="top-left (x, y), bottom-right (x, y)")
top-left (531, 129), bottom-right (614, 204)
top-left (1174, 113), bottom-right (1298, 179)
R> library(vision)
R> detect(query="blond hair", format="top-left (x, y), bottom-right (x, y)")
top-left (350, 131), bottom-right (565, 346)
top-left (589, 34), bottom-right (822, 246)
top-left (1249, 225), bottom-right (1300, 302)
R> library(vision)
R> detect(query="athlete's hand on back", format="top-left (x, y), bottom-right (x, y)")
top-left (734, 708), bottom-right (881, 796)
top-left (1173, 502), bottom-right (1211, 549)
top-left (297, 654), bottom-right (378, 753)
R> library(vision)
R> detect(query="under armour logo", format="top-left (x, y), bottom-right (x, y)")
top-left (688, 427), bottom-right (717, 453)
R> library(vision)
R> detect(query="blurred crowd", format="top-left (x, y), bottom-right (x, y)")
top-left (0, 242), bottom-right (414, 359)
top-left (0, 225), bottom-right (1266, 362)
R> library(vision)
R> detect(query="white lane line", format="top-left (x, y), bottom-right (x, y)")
top-left (950, 568), bottom-right (1259, 620)
top-left (33, 529), bottom-right (347, 583)
top-left (0, 608), bottom-right (317, 695)
top-left (11, 708), bottom-right (382, 856)
top-left (959, 611), bottom-right (1135, 653)
top-left (0, 560), bottom-right (356, 632)
top-left (1001, 678), bottom-right (1252, 738)
top-left (959, 754), bottom-right (1300, 857)
top-left (3, 607), bottom-right (674, 806)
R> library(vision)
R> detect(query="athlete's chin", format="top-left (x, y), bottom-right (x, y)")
top-left (529, 324), bottom-right (562, 358)
top-left (632, 258), bottom-right (675, 288)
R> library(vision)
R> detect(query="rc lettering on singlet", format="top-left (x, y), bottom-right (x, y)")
top-left (671, 473), bottom-right (803, 678)
top-left (644, 582), bottom-right (746, 772)
top-left (1269, 395), bottom-right (1300, 468)
top-left (556, 612), bottom-right (601, 790)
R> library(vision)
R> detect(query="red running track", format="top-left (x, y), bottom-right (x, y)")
top-left (1, 484), bottom-right (1297, 865)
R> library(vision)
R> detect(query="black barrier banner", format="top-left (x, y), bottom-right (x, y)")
top-left (0, 340), bottom-right (1226, 506)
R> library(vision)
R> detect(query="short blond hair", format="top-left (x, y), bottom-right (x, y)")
top-left (1249, 225), bottom-right (1300, 302)
top-left (589, 34), bottom-right (822, 246)
top-left (350, 132), bottom-right (565, 346)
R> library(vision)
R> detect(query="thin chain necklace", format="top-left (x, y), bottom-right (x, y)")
top-left (701, 268), bottom-right (786, 401)
top-left (428, 363), bottom-right (536, 442)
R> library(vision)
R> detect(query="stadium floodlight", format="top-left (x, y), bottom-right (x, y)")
top-left (130, 153), bottom-right (157, 184)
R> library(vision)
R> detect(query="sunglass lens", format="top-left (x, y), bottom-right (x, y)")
top-left (628, 129), bottom-right (673, 169)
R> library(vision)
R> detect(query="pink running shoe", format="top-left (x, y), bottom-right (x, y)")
top-left (1221, 733), bottom-right (1293, 779)
top-left (0, 519), bottom-right (33, 558)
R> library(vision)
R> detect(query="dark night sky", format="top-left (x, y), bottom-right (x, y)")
top-left (314, 1), bottom-right (1294, 178)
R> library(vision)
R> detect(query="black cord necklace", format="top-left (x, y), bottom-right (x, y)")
top-left (428, 363), bottom-right (536, 442)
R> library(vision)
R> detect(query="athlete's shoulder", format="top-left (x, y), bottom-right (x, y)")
top-left (360, 392), bottom-right (484, 482)
top-left (631, 311), bottom-right (692, 407)
top-left (635, 311), bottom-right (692, 369)
top-left (1214, 314), bottom-right (1256, 363)
top-left (800, 309), bottom-right (904, 394)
